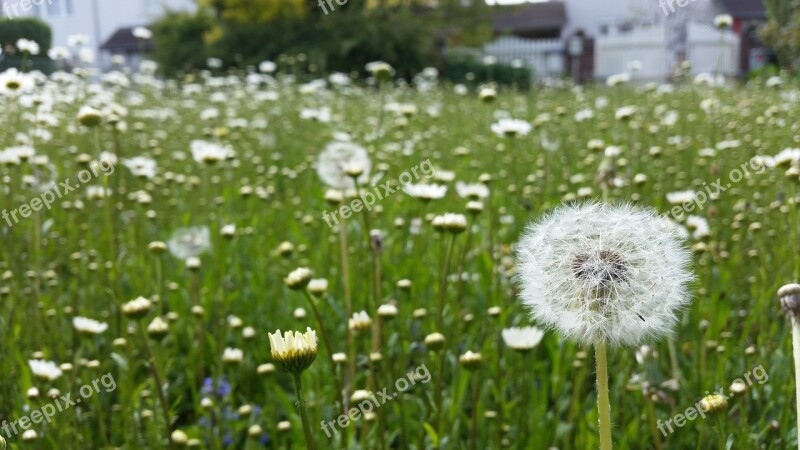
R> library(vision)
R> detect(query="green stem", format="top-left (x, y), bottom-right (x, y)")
top-left (792, 318), bottom-right (800, 450)
top-left (293, 372), bottom-right (317, 450)
top-left (595, 342), bottom-right (613, 450)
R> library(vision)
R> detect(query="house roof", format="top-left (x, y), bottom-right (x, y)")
top-left (493, 1), bottom-right (567, 34)
top-left (718, 0), bottom-right (766, 20)
top-left (100, 27), bottom-right (154, 53)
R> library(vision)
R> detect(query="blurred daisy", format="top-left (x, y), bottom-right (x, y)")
top-left (502, 326), bottom-right (545, 351)
top-left (491, 118), bottom-right (532, 137)
top-left (29, 360), bottom-right (63, 381)
top-left (73, 317), bottom-right (109, 335)
top-left (122, 156), bottom-right (157, 179)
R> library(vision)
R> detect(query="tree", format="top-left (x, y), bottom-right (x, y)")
top-left (761, 0), bottom-right (800, 68)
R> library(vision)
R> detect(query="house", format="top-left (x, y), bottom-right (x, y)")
top-left (11, 0), bottom-right (194, 65)
top-left (717, 0), bottom-right (770, 72)
top-left (483, 0), bottom-right (768, 81)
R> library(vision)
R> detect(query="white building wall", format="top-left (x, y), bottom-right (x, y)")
top-left (561, 0), bottom-right (662, 38)
top-left (17, 0), bottom-right (194, 56)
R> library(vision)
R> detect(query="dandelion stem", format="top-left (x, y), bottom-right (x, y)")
top-left (792, 318), bottom-right (800, 450)
top-left (137, 321), bottom-right (171, 442)
top-left (595, 342), bottom-right (613, 450)
top-left (438, 233), bottom-right (456, 331)
top-left (292, 372), bottom-right (317, 450)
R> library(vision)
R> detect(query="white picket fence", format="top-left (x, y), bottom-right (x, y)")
top-left (482, 36), bottom-right (565, 80)
top-left (686, 23), bottom-right (740, 75)
top-left (594, 25), bottom-right (668, 81)
top-left (476, 23), bottom-right (740, 82)
top-left (594, 23), bottom-right (740, 81)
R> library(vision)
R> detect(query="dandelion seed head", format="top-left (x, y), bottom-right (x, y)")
top-left (515, 202), bottom-right (694, 347)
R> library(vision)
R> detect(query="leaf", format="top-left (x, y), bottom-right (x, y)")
top-left (423, 422), bottom-right (439, 446)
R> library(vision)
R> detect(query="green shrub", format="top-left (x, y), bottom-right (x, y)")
top-left (151, 11), bottom-right (216, 75)
top-left (0, 18), bottom-right (52, 72)
top-left (443, 55), bottom-right (532, 89)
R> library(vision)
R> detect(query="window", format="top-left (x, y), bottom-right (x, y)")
top-left (45, 0), bottom-right (73, 18)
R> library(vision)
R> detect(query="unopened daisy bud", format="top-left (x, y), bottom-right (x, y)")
top-left (27, 387), bottom-right (39, 398)
top-left (21, 430), bottom-right (37, 441)
top-left (349, 311), bottom-right (372, 331)
top-left (248, 424), bottom-right (263, 437)
top-left (238, 404), bottom-right (252, 416)
top-left (424, 332), bottom-right (445, 350)
top-left (186, 256), bottom-right (201, 270)
top-left (786, 166), bottom-right (800, 181)
top-left (277, 420), bottom-right (292, 431)
top-left (698, 394), bottom-right (728, 414)
top-left (344, 163), bottom-right (364, 178)
top-left (147, 317), bottom-right (169, 339)
top-left (228, 316), bottom-right (243, 329)
top-left (729, 381), bottom-right (747, 394)
top-left (78, 106), bottom-right (103, 127)
top-left (413, 308), bottom-right (427, 318)
top-left (191, 305), bottom-right (205, 317)
top-left (308, 278), bottom-right (328, 295)
top-left (122, 296), bottom-right (152, 319)
top-left (293, 307), bottom-right (307, 319)
top-left (466, 201), bottom-right (484, 214)
top-left (459, 351), bottom-right (482, 370)
top-left (332, 352), bottom-right (347, 364)
top-left (220, 224), bottom-right (236, 238)
top-left (325, 189), bottom-right (344, 205)
top-left (432, 213), bottom-right (467, 233)
top-left (243, 326), bottom-right (256, 339)
top-left (47, 388), bottom-right (60, 398)
top-left (351, 390), bottom-right (371, 402)
top-left (397, 279), bottom-right (412, 290)
top-left (487, 306), bottom-right (501, 317)
top-left (188, 439), bottom-right (201, 447)
top-left (171, 429), bottom-right (189, 446)
top-left (268, 328), bottom-right (318, 373)
top-left (0, 434), bottom-right (6, 449)
top-left (285, 267), bottom-right (312, 290)
top-left (257, 363), bottom-right (276, 375)
top-left (201, 397), bottom-right (214, 409)
top-left (479, 87), bottom-right (496, 102)
top-left (148, 241), bottom-right (167, 254)
top-left (779, 283), bottom-right (800, 319)
top-left (222, 347), bottom-right (244, 364)
top-left (369, 352), bottom-right (382, 362)
top-left (377, 303), bottom-right (398, 319)
top-left (277, 241), bottom-right (294, 257)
